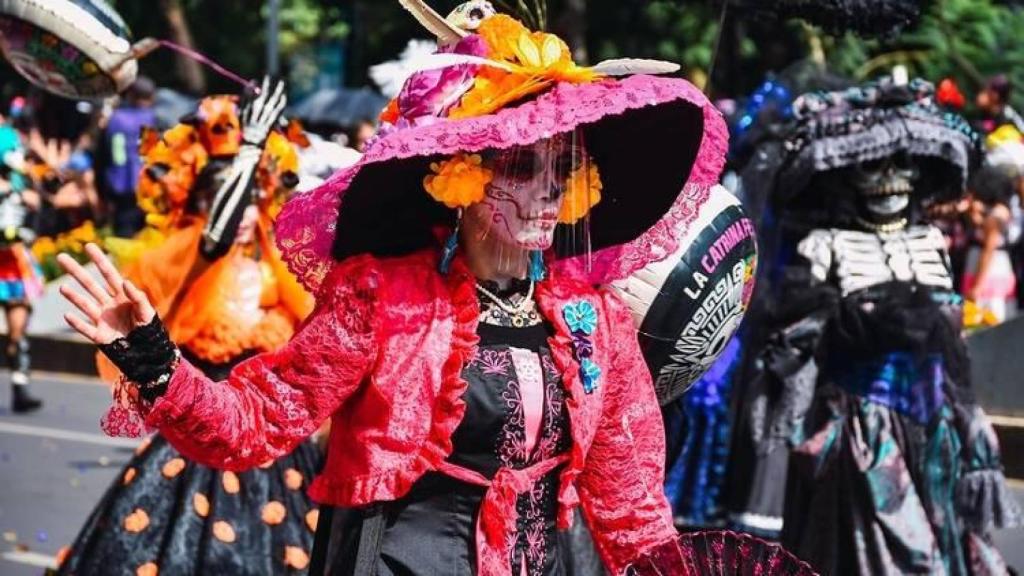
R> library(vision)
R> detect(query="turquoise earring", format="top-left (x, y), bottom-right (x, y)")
top-left (439, 210), bottom-right (462, 275)
top-left (529, 250), bottom-right (546, 281)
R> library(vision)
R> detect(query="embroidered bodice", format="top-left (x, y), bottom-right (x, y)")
top-left (454, 322), bottom-right (571, 575)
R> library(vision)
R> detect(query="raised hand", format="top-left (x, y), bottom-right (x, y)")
top-left (57, 243), bottom-right (155, 345)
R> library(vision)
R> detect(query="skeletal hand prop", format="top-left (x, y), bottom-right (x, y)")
top-left (202, 77), bottom-right (287, 259)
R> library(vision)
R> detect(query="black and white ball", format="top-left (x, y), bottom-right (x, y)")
top-left (0, 0), bottom-right (136, 98)
top-left (612, 185), bottom-right (757, 405)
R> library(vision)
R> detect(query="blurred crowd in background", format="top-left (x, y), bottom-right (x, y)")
top-left (929, 74), bottom-right (1024, 324)
top-left (0, 76), bottom-right (369, 281)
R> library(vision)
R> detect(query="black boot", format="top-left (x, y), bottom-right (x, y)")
top-left (9, 339), bottom-right (40, 414)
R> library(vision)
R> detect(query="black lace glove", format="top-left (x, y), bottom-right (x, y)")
top-left (98, 316), bottom-right (178, 402)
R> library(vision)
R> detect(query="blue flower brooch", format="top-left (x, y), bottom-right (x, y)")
top-left (562, 300), bottom-right (601, 394)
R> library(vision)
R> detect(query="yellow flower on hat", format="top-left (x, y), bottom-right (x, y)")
top-left (559, 163), bottom-right (603, 224)
top-left (423, 153), bottom-right (494, 209)
top-left (451, 15), bottom-right (597, 120)
top-left (514, 32), bottom-right (564, 69)
top-left (477, 14), bottom-right (529, 62)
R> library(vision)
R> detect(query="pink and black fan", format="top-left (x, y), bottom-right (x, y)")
top-left (626, 531), bottom-right (818, 576)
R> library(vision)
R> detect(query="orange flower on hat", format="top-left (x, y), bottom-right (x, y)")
top-left (452, 15), bottom-right (598, 119)
top-left (423, 154), bottom-right (494, 209)
top-left (559, 163), bottom-right (603, 224)
top-left (449, 69), bottom-right (547, 120)
top-left (478, 14), bottom-right (530, 62)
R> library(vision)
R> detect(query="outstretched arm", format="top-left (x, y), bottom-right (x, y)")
top-left (58, 244), bottom-right (378, 470)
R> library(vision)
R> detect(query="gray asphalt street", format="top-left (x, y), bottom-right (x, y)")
top-left (0, 374), bottom-right (1021, 576)
top-left (0, 374), bottom-right (140, 576)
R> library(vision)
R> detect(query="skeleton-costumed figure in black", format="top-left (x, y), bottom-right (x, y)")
top-left (728, 79), bottom-right (1021, 575)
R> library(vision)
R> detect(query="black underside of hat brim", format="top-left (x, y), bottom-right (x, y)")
top-left (332, 99), bottom-right (704, 263)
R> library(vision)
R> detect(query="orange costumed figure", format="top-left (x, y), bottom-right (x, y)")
top-left (57, 84), bottom-right (320, 576)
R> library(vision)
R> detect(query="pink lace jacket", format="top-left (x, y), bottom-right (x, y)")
top-left (142, 249), bottom-right (677, 573)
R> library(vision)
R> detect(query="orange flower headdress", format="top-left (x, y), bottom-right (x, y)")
top-left (136, 123), bottom-right (209, 230)
top-left (257, 121), bottom-right (310, 219)
top-left (138, 104), bottom-right (309, 229)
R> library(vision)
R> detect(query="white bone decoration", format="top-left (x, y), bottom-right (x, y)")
top-left (798, 226), bottom-right (953, 296)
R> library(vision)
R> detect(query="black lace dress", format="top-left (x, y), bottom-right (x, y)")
top-left (309, 281), bottom-right (604, 576)
top-left (55, 351), bottom-right (322, 576)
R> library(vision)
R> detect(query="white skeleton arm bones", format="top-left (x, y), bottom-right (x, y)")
top-left (201, 77), bottom-right (287, 259)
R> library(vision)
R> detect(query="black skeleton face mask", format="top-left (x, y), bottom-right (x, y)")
top-left (851, 153), bottom-right (919, 231)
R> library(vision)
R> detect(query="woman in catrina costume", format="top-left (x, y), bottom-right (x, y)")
top-left (55, 85), bottom-right (323, 576)
top-left (56, 3), bottom-right (815, 575)
top-left (728, 78), bottom-right (1021, 575)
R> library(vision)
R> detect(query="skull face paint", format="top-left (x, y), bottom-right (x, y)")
top-left (851, 153), bottom-right (919, 230)
top-left (470, 136), bottom-right (582, 250)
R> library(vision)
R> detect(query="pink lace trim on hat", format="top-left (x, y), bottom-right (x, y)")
top-left (275, 75), bottom-right (728, 292)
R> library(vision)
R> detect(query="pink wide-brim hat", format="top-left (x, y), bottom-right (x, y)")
top-left (276, 74), bottom-right (728, 292)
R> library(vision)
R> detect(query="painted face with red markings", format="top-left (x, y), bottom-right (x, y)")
top-left (470, 135), bottom-right (582, 250)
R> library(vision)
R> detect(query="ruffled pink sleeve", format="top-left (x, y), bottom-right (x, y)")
top-left (145, 256), bottom-right (379, 471)
top-left (577, 292), bottom-right (678, 574)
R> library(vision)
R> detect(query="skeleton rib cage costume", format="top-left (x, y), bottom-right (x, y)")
top-left (728, 79), bottom-right (1022, 575)
top-left (798, 226), bottom-right (953, 296)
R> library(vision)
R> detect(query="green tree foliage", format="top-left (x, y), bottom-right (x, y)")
top-left (827, 0), bottom-right (1024, 108)
top-left (105, 0), bottom-right (348, 93)
top-left (272, 0), bottom-right (348, 55)
top-left (585, 1), bottom-right (722, 87)
top-left (2, 0), bottom-right (1022, 108)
